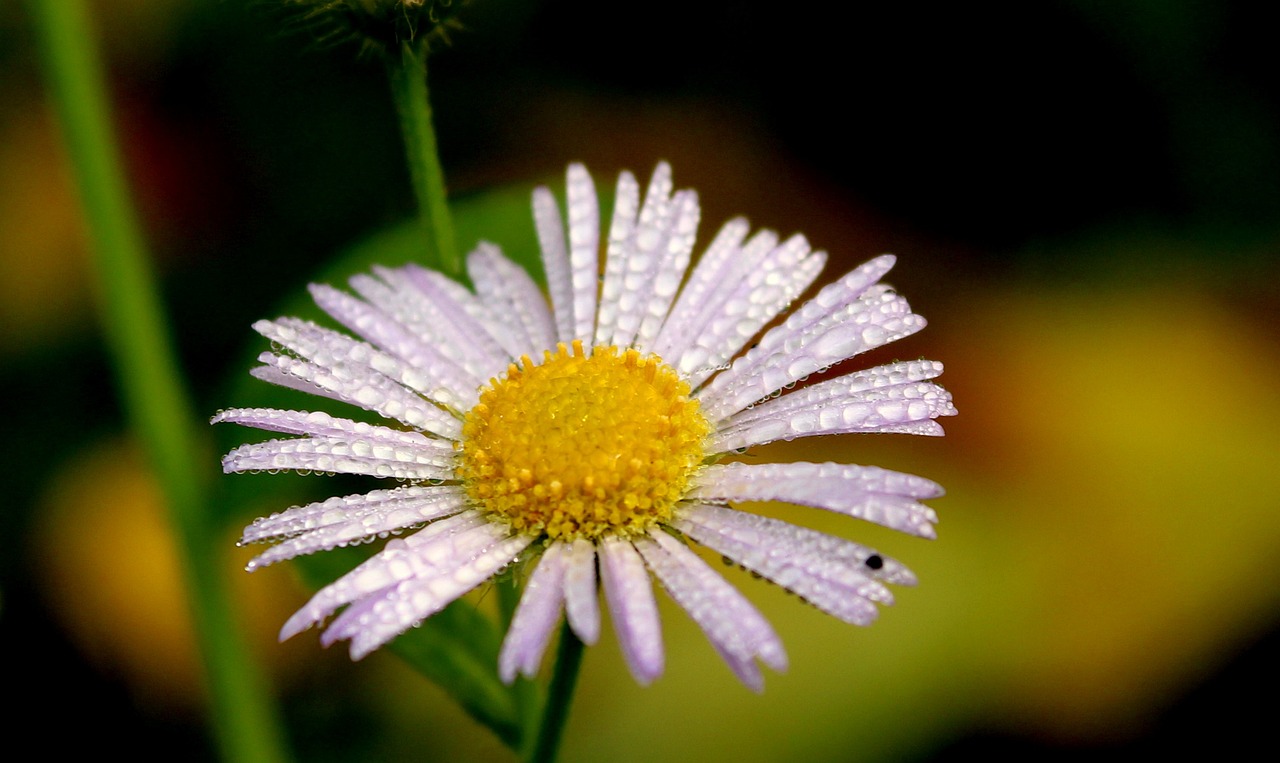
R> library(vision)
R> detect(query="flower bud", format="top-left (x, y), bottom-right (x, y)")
top-left (286, 0), bottom-right (466, 57)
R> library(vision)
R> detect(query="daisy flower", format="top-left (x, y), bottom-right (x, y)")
top-left (216, 162), bottom-right (955, 690)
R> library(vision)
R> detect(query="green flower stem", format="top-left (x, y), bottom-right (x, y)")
top-left (28, 2), bottom-right (290, 761)
top-left (386, 41), bottom-right (461, 280)
top-left (528, 623), bottom-right (586, 763)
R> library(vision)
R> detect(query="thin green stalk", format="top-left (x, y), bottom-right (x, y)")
top-left (386, 41), bottom-right (461, 280)
top-left (29, 2), bottom-right (289, 761)
top-left (528, 623), bottom-right (585, 763)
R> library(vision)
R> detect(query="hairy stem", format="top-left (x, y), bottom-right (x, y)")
top-left (386, 41), bottom-right (461, 280)
top-left (528, 623), bottom-right (585, 763)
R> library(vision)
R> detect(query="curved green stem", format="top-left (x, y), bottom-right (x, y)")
top-left (386, 41), bottom-right (461, 280)
top-left (528, 623), bottom-right (585, 763)
top-left (29, 2), bottom-right (290, 761)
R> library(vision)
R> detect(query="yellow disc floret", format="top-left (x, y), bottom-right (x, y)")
top-left (458, 340), bottom-right (710, 541)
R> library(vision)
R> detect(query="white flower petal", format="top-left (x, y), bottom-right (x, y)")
top-left (383, 265), bottom-right (512, 373)
top-left (563, 538), bottom-right (601, 645)
top-left (609, 176), bottom-right (684, 349)
top-left (651, 217), bottom-right (752, 361)
top-left (308, 283), bottom-right (481, 408)
top-left (677, 234), bottom-right (826, 389)
top-left (633, 191), bottom-right (701, 353)
top-left (337, 534), bottom-right (534, 660)
top-left (347, 269), bottom-right (503, 382)
top-left (412, 259), bottom-right (528, 360)
top-left (240, 484), bottom-right (461, 545)
top-left (280, 511), bottom-right (490, 639)
top-left (676, 504), bottom-right (914, 626)
top-left (708, 378), bottom-right (956, 452)
top-left (258, 317), bottom-right (469, 412)
top-left (698, 255), bottom-right (927, 420)
top-left (600, 538), bottom-right (664, 685)
top-left (466, 243), bottom-right (557, 357)
top-left (720, 360), bottom-right (947, 429)
top-left (222, 434), bottom-right (454, 481)
top-left (499, 542), bottom-right (568, 682)
top-left (566, 163), bottom-right (601, 343)
top-left (710, 642), bottom-right (765, 692)
top-left (534, 184), bottom-right (576, 345)
top-left (213, 407), bottom-right (443, 445)
top-left (252, 350), bottom-right (461, 438)
top-left (636, 531), bottom-right (786, 680)
top-left (690, 462), bottom-right (941, 538)
top-left (243, 487), bottom-right (467, 570)
top-left (592, 170), bottom-right (641, 348)
top-left (650, 224), bottom-right (768, 363)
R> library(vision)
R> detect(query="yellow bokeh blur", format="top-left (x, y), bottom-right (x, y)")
top-left (34, 440), bottom-right (310, 713)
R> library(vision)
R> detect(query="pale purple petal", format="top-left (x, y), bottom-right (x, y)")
top-left (240, 484), bottom-right (462, 545)
top-left (710, 642), bottom-right (765, 692)
top-left (699, 256), bottom-right (929, 420)
top-left (599, 538), bottom-right (664, 685)
top-left (633, 191), bottom-right (700, 353)
top-left (335, 533), bottom-right (535, 660)
top-left (563, 538), bottom-right (601, 645)
top-left (252, 351), bottom-right (461, 438)
top-left (308, 283), bottom-right (482, 408)
top-left (566, 163), bottom-right (601, 343)
top-left (597, 164), bottom-right (674, 349)
top-left (603, 168), bottom-right (681, 349)
top-left (753, 254), bottom-right (898, 358)
top-left (708, 379), bottom-right (956, 452)
top-left (347, 269), bottom-right (504, 382)
top-left (259, 317), bottom-right (472, 412)
top-left (636, 531), bottom-right (786, 681)
top-left (662, 226), bottom-right (778, 377)
top-left (676, 234), bottom-right (826, 388)
top-left (212, 408), bottom-right (450, 449)
top-left (676, 504), bottom-right (915, 626)
top-left (534, 185), bottom-right (576, 344)
top-left (466, 243), bottom-right (556, 357)
top-left (345, 273), bottom-right (462, 359)
top-left (243, 487), bottom-right (467, 570)
top-left (719, 360), bottom-right (947, 429)
top-left (605, 188), bottom-right (691, 351)
top-left (402, 265), bottom-right (514, 359)
top-left (248, 364), bottom-right (331, 398)
top-left (281, 511), bottom-right (490, 639)
top-left (685, 503), bottom-right (917, 587)
top-left (880, 420), bottom-right (947, 436)
top-left (700, 288), bottom-right (925, 421)
top-left (221, 435), bottom-right (454, 482)
top-left (592, 170), bottom-right (641, 348)
top-left (499, 542), bottom-right (567, 682)
top-left (415, 253), bottom-right (529, 359)
top-left (690, 462), bottom-right (941, 538)
top-left (389, 265), bottom-right (512, 372)
top-left (651, 217), bottom-right (752, 360)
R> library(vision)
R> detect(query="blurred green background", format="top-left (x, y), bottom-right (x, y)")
top-left (3, 1), bottom-right (1278, 760)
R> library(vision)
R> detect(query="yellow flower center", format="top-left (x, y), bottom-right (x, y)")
top-left (458, 340), bottom-right (710, 541)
